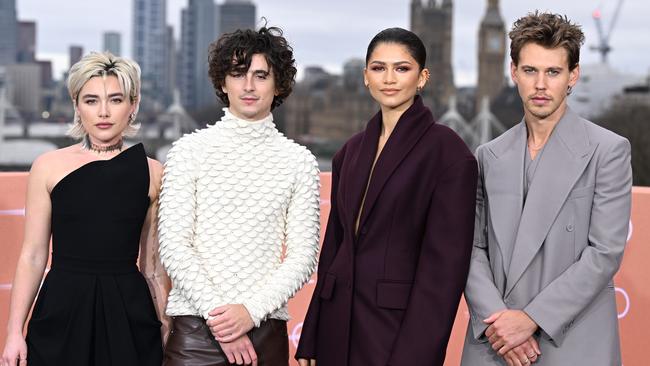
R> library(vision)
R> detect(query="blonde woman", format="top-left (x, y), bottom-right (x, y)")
top-left (1, 52), bottom-right (166, 366)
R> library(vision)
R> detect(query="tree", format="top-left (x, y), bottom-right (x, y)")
top-left (594, 101), bottom-right (650, 187)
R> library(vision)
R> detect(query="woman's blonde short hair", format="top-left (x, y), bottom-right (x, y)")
top-left (66, 51), bottom-right (142, 139)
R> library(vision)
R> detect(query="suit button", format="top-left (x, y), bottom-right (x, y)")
top-left (566, 224), bottom-right (574, 232)
top-left (361, 226), bottom-right (368, 235)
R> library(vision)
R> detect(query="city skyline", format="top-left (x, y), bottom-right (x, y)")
top-left (14, 0), bottom-right (650, 85)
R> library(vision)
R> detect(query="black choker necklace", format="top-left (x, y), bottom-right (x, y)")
top-left (83, 136), bottom-right (124, 153)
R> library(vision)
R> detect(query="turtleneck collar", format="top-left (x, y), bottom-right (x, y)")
top-left (221, 108), bottom-right (274, 127)
top-left (210, 107), bottom-right (278, 142)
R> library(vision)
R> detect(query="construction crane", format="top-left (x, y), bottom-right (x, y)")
top-left (590, 0), bottom-right (624, 63)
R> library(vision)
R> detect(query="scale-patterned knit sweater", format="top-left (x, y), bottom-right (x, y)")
top-left (158, 109), bottom-right (320, 326)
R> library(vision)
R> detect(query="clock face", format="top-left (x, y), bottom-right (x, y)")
top-left (487, 33), bottom-right (503, 53)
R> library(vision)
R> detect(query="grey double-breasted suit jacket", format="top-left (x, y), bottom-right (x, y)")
top-left (461, 108), bottom-right (632, 365)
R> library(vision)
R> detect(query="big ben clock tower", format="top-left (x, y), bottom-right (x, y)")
top-left (476, 0), bottom-right (506, 112)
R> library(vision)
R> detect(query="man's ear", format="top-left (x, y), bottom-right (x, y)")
top-left (510, 61), bottom-right (518, 85)
top-left (569, 64), bottom-right (580, 88)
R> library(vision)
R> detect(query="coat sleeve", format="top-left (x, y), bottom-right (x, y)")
top-left (295, 145), bottom-right (346, 360)
top-left (240, 150), bottom-right (321, 327)
top-left (523, 138), bottom-right (632, 346)
top-left (387, 156), bottom-right (478, 366)
top-left (463, 146), bottom-right (509, 341)
top-left (158, 139), bottom-right (225, 318)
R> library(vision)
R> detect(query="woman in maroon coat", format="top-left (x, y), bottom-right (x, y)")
top-left (296, 28), bottom-right (478, 366)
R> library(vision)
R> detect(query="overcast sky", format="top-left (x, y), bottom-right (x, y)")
top-left (16, 0), bottom-right (650, 86)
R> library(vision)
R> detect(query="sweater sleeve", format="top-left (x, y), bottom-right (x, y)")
top-left (295, 144), bottom-right (346, 360)
top-left (240, 150), bottom-right (321, 326)
top-left (158, 138), bottom-right (224, 319)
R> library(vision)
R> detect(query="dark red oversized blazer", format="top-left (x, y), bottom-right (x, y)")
top-left (295, 96), bottom-right (478, 366)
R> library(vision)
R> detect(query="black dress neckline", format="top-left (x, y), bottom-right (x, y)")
top-left (50, 143), bottom-right (145, 198)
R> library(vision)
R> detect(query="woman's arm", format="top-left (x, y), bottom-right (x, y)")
top-left (139, 158), bottom-right (171, 344)
top-left (387, 156), bottom-right (478, 366)
top-left (2, 155), bottom-right (55, 364)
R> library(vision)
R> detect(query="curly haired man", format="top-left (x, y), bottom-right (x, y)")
top-left (158, 25), bottom-right (321, 366)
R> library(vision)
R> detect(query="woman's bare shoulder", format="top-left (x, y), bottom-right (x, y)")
top-left (31, 145), bottom-right (80, 174)
top-left (31, 145), bottom-right (87, 191)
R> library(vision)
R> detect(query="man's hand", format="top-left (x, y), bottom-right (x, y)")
top-left (207, 304), bottom-right (255, 342)
top-left (502, 336), bottom-right (541, 365)
top-left (219, 334), bottom-right (257, 366)
top-left (484, 309), bottom-right (538, 355)
top-left (297, 358), bottom-right (316, 366)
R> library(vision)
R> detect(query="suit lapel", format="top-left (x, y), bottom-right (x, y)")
top-left (354, 96), bottom-right (434, 233)
top-left (484, 122), bottom-right (526, 275)
top-left (505, 108), bottom-right (597, 296)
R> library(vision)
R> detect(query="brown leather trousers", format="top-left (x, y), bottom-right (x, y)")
top-left (163, 316), bottom-right (289, 366)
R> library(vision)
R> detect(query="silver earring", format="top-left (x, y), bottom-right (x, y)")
top-left (129, 113), bottom-right (136, 123)
top-left (567, 85), bottom-right (573, 95)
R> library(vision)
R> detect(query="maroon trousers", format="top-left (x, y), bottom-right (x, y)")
top-left (163, 316), bottom-right (289, 366)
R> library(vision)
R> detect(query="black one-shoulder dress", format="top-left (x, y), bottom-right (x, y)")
top-left (26, 143), bottom-right (163, 366)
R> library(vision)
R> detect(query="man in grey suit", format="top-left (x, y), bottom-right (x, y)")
top-left (461, 12), bottom-right (632, 366)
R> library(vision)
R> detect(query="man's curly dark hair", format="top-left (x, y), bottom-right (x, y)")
top-left (208, 25), bottom-right (297, 109)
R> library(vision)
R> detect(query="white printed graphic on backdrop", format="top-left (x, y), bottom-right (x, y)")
top-left (615, 287), bottom-right (630, 319)
top-left (290, 322), bottom-right (303, 348)
top-left (627, 220), bottom-right (633, 242)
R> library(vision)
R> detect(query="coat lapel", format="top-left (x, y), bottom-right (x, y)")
top-left (343, 111), bottom-right (382, 233)
top-left (505, 108), bottom-right (597, 296)
top-left (353, 96), bottom-right (435, 234)
top-left (484, 122), bottom-right (526, 275)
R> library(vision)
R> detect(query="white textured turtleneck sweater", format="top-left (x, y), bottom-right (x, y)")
top-left (158, 109), bottom-right (320, 326)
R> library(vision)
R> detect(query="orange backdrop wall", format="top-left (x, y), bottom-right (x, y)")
top-left (1, 172), bottom-right (648, 365)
